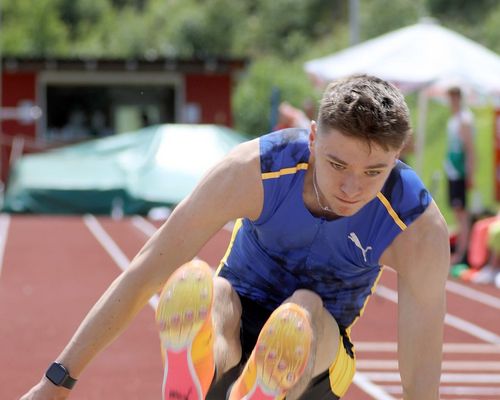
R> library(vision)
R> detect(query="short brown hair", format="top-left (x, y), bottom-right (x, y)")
top-left (317, 74), bottom-right (411, 150)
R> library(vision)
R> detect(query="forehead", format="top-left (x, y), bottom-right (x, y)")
top-left (315, 129), bottom-right (397, 165)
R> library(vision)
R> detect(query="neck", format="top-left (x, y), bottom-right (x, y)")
top-left (312, 167), bottom-right (334, 214)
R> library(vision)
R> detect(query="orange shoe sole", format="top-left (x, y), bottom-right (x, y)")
top-left (229, 303), bottom-right (313, 400)
top-left (156, 260), bottom-right (215, 400)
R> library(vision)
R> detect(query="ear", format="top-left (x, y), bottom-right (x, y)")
top-left (308, 120), bottom-right (317, 153)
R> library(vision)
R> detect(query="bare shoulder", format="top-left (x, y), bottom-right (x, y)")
top-left (180, 137), bottom-right (263, 222)
top-left (381, 201), bottom-right (450, 277)
top-left (129, 138), bottom-right (263, 290)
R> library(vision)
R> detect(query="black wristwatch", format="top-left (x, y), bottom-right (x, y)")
top-left (45, 362), bottom-right (78, 389)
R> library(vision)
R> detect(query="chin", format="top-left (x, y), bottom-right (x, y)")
top-left (333, 204), bottom-right (362, 217)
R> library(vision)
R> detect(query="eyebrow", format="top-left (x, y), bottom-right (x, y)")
top-left (326, 154), bottom-right (389, 169)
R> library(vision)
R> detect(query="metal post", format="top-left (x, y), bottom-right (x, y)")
top-left (415, 89), bottom-right (428, 175)
top-left (349, 0), bottom-right (360, 46)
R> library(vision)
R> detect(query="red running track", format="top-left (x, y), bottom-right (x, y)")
top-left (1, 215), bottom-right (499, 399)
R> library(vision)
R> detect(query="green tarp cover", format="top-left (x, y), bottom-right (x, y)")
top-left (3, 124), bottom-right (249, 214)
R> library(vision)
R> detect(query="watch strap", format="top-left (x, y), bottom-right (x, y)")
top-left (60, 373), bottom-right (77, 390)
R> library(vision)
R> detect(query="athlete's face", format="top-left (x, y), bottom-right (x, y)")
top-left (309, 122), bottom-right (401, 217)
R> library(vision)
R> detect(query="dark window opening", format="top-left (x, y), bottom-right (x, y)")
top-left (45, 85), bottom-right (176, 142)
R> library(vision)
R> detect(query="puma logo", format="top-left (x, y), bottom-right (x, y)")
top-left (169, 388), bottom-right (193, 400)
top-left (348, 232), bottom-right (372, 262)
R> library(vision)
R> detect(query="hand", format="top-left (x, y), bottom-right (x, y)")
top-left (19, 377), bottom-right (71, 400)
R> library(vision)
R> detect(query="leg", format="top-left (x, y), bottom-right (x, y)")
top-left (451, 206), bottom-right (470, 265)
top-left (283, 290), bottom-right (339, 400)
top-left (212, 276), bottom-right (243, 378)
top-left (156, 260), bottom-right (243, 400)
top-left (296, 333), bottom-right (356, 400)
top-left (156, 260), bottom-right (215, 400)
top-left (289, 290), bottom-right (356, 399)
top-left (228, 289), bottom-right (339, 400)
top-left (448, 178), bottom-right (470, 265)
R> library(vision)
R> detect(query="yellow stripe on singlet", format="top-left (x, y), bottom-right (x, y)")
top-left (346, 266), bottom-right (385, 332)
top-left (261, 163), bottom-right (308, 180)
top-left (331, 264), bottom-right (387, 395)
top-left (376, 192), bottom-right (407, 231)
top-left (215, 218), bottom-right (243, 276)
top-left (329, 332), bottom-right (356, 397)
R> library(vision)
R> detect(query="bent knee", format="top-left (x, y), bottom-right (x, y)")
top-left (286, 289), bottom-right (324, 320)
top-left (213, 277), bottom-right (242, 326)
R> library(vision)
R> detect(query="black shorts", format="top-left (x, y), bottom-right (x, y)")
top-left (448, 178), bottom-right (467, 209)
top-left (206, 294), bottom-right (356, 399)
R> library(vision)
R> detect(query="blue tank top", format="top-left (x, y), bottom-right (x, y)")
top-left (218, 128), bottom-right (431, 336)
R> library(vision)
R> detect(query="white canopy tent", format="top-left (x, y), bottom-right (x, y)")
top-left (304, 18), bottom-right (500, 173)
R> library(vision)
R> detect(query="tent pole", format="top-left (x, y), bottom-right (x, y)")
top-left (415, 89), bottom-right (428, 175)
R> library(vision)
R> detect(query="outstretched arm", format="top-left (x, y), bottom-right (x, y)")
top-left (382, 202), bottom-right (449, 399)
top-left (21, 139), bottom-right (263, 399)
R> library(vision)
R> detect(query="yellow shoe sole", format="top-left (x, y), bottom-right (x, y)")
top-left (156, 260), bottom-right (215, 400)
top-left (229, 303), bottom-right (313, 400)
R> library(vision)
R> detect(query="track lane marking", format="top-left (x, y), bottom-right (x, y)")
top-left (83, 214), bottom-right (159, 309)
top-left (382, 385), bottom-right (500, 396)
top-left (446, 280), bottom-right (500, 309)
top-left (352, 373), bottom-right (398, 400)
top-left (358, 359), bottom-right (500, 371)
top-left (362, 371), bottom-right (500, 383)
top-left (0, 214), bottom-right (11, 279)
top-left (385, 267), bottom-right (500, 310)
top-left (375, 285), bottom-right (500, 344)
top-left (131, 215), bottom-right (157, 237)
top-left (356, 341), bottom-right (500, 353)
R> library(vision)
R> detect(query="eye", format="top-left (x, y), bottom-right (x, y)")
top-left (329, 161), bottom-right (345, 170)
top-left (365, 170), bottom-right (381, 177)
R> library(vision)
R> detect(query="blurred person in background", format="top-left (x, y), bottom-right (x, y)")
top-left (444, 86), bottom-right (476, 266)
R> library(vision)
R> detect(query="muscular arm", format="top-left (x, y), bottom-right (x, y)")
top-left (22, 139), bottom-right (263, 398)
top-left (381, 202), bottom-right (449, 399)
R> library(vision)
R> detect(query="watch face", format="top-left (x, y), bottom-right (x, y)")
top-left (46, 363), bottom-right (68, 385)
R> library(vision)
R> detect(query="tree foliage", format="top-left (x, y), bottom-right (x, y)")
top-left (2, 0), bottom-right (69, 56)
top-left (1, 0), bottom-right (500, 135)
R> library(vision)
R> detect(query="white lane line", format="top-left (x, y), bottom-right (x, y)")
top-left (352, 373), bottom-right (398, 400)
top-left (133, 213), bottom-right (235, 236)
top-left (0, 214), bottom-right (11, 279)
top-left (356, 341), bottom-right (500, 353)
top-left (83, 214), bottom-right (159, 309)
top-left (131, 215), bottom-right (158, 237)
top-left (376, 284), bottom-right (500, 344)
top-left (446, 280), bottom-right (500, 309)
top-left (384, 267), bottom-right (500, 310)
top-left (445, 313), bottom-right (500, 344)
top-left (362, 371), bottom-right (500, 383)
top-left (357, 359), bottom-right (500, 371)
top-left (130, 215), bottom-right (205, 263)
top-left (382, 385), bottom-right (500, 396)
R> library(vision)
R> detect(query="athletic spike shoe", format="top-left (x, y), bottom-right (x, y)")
top-left (228, 303), bottom-right (313, 400)
top-left (156, 260), bottom-right (215, 400)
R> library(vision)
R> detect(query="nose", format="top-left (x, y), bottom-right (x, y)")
top-left (340, 173), bottom-right (361, 198)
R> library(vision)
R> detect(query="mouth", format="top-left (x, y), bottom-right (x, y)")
top-left (335, 196), bottom-right (359, 205)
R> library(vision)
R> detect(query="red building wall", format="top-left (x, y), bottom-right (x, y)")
top-left (185, 74), bottom-right (233, 126)
top-left (494, 108), bottom-right (500, 200)
top-left (1, 71), bottom-right (37, 137)
top-left (1, 72), bottom-right (38, 182)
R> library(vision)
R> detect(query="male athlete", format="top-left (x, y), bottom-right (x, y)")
top-left (22, 75), bottom-right (449, 400)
